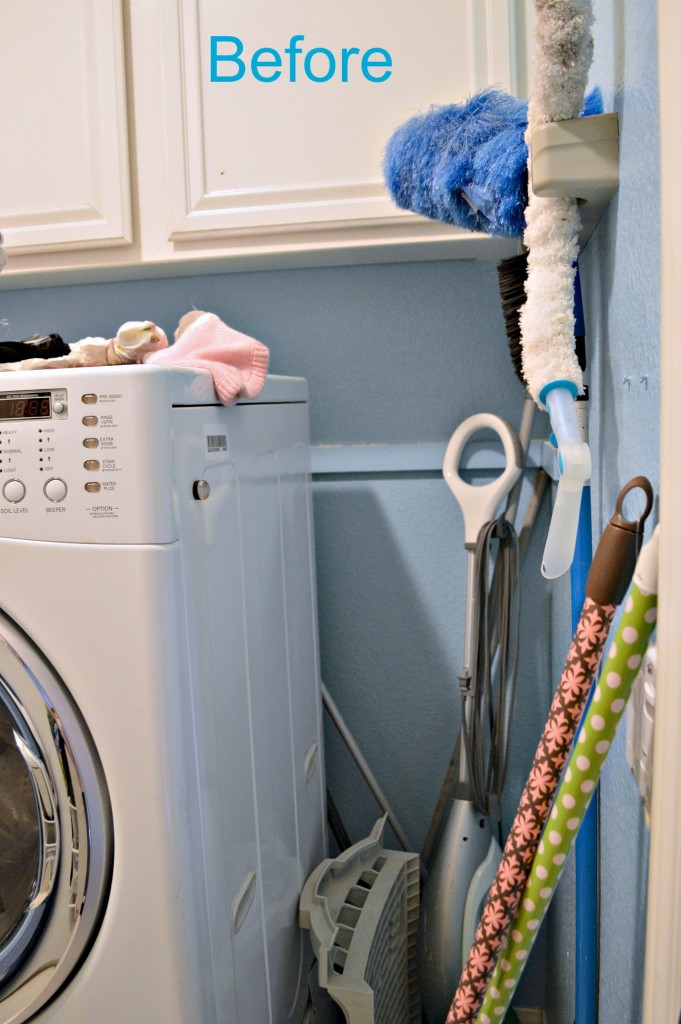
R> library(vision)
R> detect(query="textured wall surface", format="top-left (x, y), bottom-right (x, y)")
top-left (0, 260), bottom-right (551, 836)
top-left (0, 257), bottom-right (554, 1004)
top-left (0, 3), bottom-right (659, 1005)
top-left (545, 0), bottom-right (660, 1021)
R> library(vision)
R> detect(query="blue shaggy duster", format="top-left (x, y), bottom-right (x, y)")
top-left (383, 87), bottom-right (602, 238)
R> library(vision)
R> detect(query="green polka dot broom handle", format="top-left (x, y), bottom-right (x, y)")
top-left (479, 521), bottom-right (659, 1024)
top-left (447, 478), bottom-right (653, 1024)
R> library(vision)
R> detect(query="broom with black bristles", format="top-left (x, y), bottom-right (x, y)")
top-left (497, 251), bottom-right (587, 392)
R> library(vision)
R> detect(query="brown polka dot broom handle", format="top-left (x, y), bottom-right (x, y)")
top-left (479, 526), bottom-right (659, 1022)
top-left (446, 477), bottom-right (653, 1024)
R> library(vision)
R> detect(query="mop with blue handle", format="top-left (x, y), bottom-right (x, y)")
top-left (383, 2), bottom-right (597, 582)
top-left (383, 5), bottom-right (600, 1019)
top-left (520, 0), bottom-right (595, 581)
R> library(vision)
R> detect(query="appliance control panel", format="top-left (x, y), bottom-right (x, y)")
top-left (0, 367), bottom-right (178, 544)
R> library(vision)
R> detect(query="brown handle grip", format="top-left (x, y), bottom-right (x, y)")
top-left (586, 476), bottom-right (654, 606)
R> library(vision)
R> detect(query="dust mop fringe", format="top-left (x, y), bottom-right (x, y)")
top-left (520, 0), bottom-right (595, 405)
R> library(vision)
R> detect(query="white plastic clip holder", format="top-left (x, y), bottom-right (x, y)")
top-left (542, 386), bottom-right (592, 579)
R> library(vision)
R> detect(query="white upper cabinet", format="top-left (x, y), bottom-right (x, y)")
top-left (0, 0), bottom-right (532, 281)
top-left (0, 0), bottom-right (131, 256)
top-left (147, 0), bottom-right (531, 250)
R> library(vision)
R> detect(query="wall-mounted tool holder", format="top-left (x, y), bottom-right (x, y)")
top-left (530, 112), bottom-right (619, 246)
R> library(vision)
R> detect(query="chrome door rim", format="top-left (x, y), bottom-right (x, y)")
top-left (0, 676), bottom-right (59, 987)
top-left (0, 614), bottom-right (112, 1024)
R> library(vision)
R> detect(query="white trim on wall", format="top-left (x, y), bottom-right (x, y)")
top-left (643, 4), bottom-right (681, 1023)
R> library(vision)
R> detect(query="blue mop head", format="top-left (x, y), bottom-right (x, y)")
top-left (383, 87), bottom-right (603, 238)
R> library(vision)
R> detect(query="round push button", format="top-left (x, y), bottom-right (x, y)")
top-left (52, 401), bottom-right (66, 414)
top-left (3, 479), bottom-right (26, 503)
top-left (44, 478), bottom-right (67, 503)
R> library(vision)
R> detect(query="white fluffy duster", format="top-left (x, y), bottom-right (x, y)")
top-left (521, 0), bottom-right (594, 405)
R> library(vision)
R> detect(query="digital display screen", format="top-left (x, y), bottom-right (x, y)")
top-left (0, 393), bottom-right (52, 420)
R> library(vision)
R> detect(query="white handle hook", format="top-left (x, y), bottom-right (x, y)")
top-left (541, 387), bottom-right (591, 579)
top-left (443, 413), bottom-right (523, 546)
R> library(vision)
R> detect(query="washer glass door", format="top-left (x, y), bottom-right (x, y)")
top-left (0, 613), bottom-right (112, 1024)
top-left (0, 674), bottom-right (59, 987)
top-left (0, 693), bottom-right (45, 957)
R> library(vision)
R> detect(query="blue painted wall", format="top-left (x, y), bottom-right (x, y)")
top-left (0, 257), bottom-right (554, 1005)
top-left (0, 0), bottom-right (661, 1014)
top-left (545, 0), bottom-right (660, 1021)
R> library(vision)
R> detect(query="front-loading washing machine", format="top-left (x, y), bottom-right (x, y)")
top-left (0, 364), bottom-right (329, 1023)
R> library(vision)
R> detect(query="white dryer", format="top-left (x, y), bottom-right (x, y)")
top-left (0, 364), bottom-right (328, 1023)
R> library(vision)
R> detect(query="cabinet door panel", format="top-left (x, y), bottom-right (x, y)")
top-left (0, 0), bottom-right (131, 253)
top-left (158, 0), bottom-right (531, 244)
